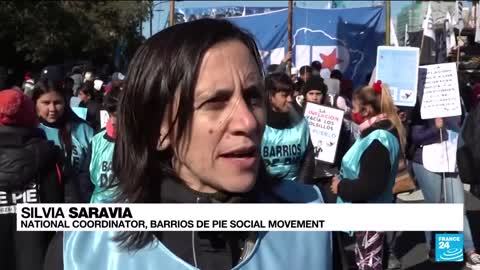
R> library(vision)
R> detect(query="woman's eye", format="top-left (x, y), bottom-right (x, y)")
top-left (204, 96), bottom-right (229, 110)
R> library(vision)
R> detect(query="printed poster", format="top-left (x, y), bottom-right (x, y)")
top-left (376, 46), bottom-right (420, 107)
top-left (304, 102), bottom-right (344, 163)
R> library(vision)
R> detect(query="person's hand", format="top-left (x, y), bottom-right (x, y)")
top-left (398, 111), bottom-right (407, 122)
top-left (435, 118), bottom-right (444, 129)
top-left (330, 176), bottom-right (341, 195)
top-left (282, 51), bottom-right (292, 63)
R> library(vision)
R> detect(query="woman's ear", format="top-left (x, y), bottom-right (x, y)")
top-left (156, 128), bottom-right (171, 151)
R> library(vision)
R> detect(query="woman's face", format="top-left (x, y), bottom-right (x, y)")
top-left (167, 40), bottom-right (266, 194)
top-left (78, 90), bottom-right (90, 103)
top-left (36, 91), bottom-right (65, 123)
top-left (352, 98), bottom-right (373, 118)
top-left (305, 90), bottom-right (323, 105)
top-left (270, 91), bottom-right (292, 112)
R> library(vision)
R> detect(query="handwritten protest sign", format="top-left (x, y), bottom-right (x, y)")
top-left (376, 46), bottom-right (420, 107)
top-left (100, 110), bottom-right (110, 129)
top-left (419, 63), bottom-right (461, 119)
top-left (304, 102), bottom-right (344, 163)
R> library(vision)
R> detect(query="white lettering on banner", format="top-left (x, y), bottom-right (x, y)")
top-left (420, 63), bottom-right (462, 119)
top-left (13, 192), bottom-right (24, 204)
top-left (0, 188), bottom-right (38, 205)
top-left (16, 204), bottom-right (463, 232)
top-left (0, 192), bottom-right (6, 204)
top-left (0, 205), bottom-right (16, 215)
top-left (304, 103), bottom-right (344, 163)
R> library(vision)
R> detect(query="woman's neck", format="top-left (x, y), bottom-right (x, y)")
top-left (39, 118), bottom-right (62, 129)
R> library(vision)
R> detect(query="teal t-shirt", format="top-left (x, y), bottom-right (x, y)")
top-left (89, 130), bottom-right (116, 203)
top-left (261, 118), bottom-right (310, 181)
top-left (39, 122), bottom-right (94, 176)
top-left (338, 129), bottom-right (400, 203)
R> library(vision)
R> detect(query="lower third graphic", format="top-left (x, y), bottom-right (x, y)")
top-left (435, 233), bottom-right (464, 262)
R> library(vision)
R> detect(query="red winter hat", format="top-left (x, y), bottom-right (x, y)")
top-left (0, 89), bottom-right (38, 127)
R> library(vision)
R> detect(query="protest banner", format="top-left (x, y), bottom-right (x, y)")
top-left (376, 46), bottom-right (420, 107)
top-left (72, 107), bottom-right (87, 120)
top-left (100, 110), bottom-right (110, 129)
top-left (304, 102), bottom-right (344, 163)
top-left (229, 7), bottom-right (385, 88)
top-left (419, 62), bottom-right (462, 119)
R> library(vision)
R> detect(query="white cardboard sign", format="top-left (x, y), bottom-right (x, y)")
top-left (375, 46), bottom-right (420, 107)
top-left (100, 110), bottom-right (110, 129)
top-left (420, 63), bottom-right (462, 119)
top-left (422, 130), bottom-right (458, 173)
top-left (304, 102), bottom-right (344, 163)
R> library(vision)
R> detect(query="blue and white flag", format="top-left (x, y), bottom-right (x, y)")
top-left (293, 7), bottom-right (385, 87)
top-left (228, 9), bottom-right (288, 67)
top-left (229, 7), bottom-right (385, 88)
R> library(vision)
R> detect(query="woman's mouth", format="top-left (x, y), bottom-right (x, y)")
top-left (219, 146), bottom-right (258, 169)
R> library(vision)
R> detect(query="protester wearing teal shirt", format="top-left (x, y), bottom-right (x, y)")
top-left (88, 129), bottom-right (115, 203)
top-left (88, 88), bottom-right (120, 203)
top-left (33, 79), bottom-right (94, 202)
top-left (44, 19), bottom-right (332, 270)
top-left (330, 81), bottom-right (404, 270)
top-left (261, 72), bottom-right (314, 182)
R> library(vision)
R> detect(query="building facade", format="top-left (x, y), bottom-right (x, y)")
top-left (396, 1), bottom-right (462, 46)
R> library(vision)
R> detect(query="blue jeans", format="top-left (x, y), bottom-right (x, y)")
top-left (412, 162), bottom-right (475, 252)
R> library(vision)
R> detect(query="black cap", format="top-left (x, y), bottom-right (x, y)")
top-left (303, 76), bottom-right (326, 95)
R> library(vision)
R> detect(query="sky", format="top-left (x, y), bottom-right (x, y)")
top-left (143, 1), bottom-right (415, 38)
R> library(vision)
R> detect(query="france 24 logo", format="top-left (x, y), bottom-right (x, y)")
top-left (435, 233), bottom-right (464, 262)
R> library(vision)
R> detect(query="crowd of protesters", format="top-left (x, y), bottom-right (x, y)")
top-left (0, 18), bottom-right (479, 270)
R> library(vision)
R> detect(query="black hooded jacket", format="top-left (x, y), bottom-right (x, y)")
top-left (0, 125), bottom-right (64, 270)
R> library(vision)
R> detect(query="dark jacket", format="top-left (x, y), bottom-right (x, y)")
top-left (0, 126), bottom-right (63, 270)
top-left (458, 105), bottom-right (480, 185)
top-left (406, 98), bottom-right (462, 165)
top-left (409, 107), bottom-right (461, 165)
top-left (79, 100), bottom-right (101, 131)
